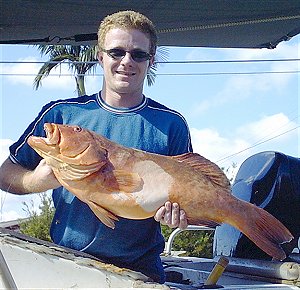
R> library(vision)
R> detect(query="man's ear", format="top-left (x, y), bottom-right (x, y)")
top-left (98, 51), bottom-right (103, 67)
top-left (149, 55), bottom-right (155, 67)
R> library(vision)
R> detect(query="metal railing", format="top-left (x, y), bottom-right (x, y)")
top-left (164, 225), bottom-right (215, 256)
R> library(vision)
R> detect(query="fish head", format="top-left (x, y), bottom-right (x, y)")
top-left (28, 123), bottom-right (108, 179)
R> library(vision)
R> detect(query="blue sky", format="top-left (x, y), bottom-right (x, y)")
top-left (0, 35), bottom-right (299, 221)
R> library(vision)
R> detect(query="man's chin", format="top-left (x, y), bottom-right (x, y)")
top-left (115, 84), bottom-right (140, 94)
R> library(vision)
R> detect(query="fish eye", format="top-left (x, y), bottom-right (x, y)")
top-left (73, 126), bottom-right (82, 132)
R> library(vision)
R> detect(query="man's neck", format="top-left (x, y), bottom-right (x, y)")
top-left (101, 89), bottom-right (144, 108)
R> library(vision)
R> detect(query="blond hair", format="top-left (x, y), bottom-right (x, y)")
top-left (98, 10), bottom-right (157, 55)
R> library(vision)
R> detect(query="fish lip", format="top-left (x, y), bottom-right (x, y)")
top-left (44, 123), bottom-right (60, 145)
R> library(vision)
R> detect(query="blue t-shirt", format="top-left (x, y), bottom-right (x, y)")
top-left (9, 92), bottom-right (192, 283)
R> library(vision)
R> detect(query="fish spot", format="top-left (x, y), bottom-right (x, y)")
top-left (131, 160), bottom-right (173, 212)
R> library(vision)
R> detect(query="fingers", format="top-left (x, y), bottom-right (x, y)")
top-left (164, 201), bottom-right (173, 225)
top-left (171, 203), bottom-right (180, 226)
top-left (154, 205), bottom-right (166, 222)
top-left (155, 202), bottom-right (188, 229)
top-left (178, 209), bottom-right (188, 230)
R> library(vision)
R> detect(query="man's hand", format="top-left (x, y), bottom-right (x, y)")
top-left (26, 159), bottom-right (61, 192)
top-left (154, 201), bottom-right (188, 230)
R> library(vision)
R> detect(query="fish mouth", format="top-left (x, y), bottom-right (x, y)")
top-left (27, 123), bottom-right (61, 159)
top-left (27, 123), bottom-right (60, 149)
top-left (44, 123), bottom-right (61, 145)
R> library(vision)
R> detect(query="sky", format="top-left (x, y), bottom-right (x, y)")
top-left (0, 35), bottom-right (299, 222)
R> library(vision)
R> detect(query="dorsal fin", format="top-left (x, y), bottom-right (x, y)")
top-left (172, 153), bottom-right (230, 188)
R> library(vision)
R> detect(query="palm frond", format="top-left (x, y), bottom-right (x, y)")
top-left (147, 46), bottom-right (169, 86)
top-left (33, 61), bottom-right (58, 90)
top-left (33, 45), bottom-right (98, 93)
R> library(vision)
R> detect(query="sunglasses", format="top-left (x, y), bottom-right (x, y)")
top-left (101, 48), bottom-right (152, 63)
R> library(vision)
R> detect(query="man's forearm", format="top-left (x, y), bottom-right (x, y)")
top-left (0, 158), bottom-right (35, 194)
top-left (0, 158), bottom-right (60, 194)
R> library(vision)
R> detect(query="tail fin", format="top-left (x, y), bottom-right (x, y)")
top-left (232, 201), bottom-right (293, 260)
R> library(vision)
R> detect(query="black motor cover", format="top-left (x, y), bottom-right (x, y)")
top-left (213, 151), bottom-right (300, 260)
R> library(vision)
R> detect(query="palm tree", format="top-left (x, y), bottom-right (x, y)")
top-left (34, 45), bottom-right (98, 96)
top-left (34, 45), bottom-right (168, 96)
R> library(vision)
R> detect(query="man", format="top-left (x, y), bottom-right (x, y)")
top-left (0, 10), bottom-right (192, 283)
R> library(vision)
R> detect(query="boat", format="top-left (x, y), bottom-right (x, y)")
top-left (1, 225), bottom-right (299, 289)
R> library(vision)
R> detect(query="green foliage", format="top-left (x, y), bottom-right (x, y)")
top-left (20, 193), bottom-right (55, 242)
top-left (161, 225), bottom-right (213, 258)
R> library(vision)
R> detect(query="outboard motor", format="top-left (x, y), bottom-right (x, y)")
top-left (213, 151), bottom-right (300, 260)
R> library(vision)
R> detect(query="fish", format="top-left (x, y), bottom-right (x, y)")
top-left (27, 123), bottom-right (293, 260)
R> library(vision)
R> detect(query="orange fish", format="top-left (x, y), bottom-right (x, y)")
top-left (28, 123), bottom-right (293, 260)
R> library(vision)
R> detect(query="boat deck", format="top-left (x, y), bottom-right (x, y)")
top-left (0, 228), bottom-right (299, 289)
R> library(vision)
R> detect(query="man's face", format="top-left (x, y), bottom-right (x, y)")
top-left (98, 28), bottom-right (153, 96)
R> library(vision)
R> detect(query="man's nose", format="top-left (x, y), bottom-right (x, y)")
top-left (120, 52), bottom-right (134, 64)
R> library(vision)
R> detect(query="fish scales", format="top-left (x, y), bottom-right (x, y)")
top-left (28, 123), bottom-right (294, 261)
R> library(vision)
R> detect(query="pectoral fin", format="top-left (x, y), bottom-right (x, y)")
top-left (87, 201), bottom-right (119, 229)
top-left (111, 170), bottom-right (143, 192)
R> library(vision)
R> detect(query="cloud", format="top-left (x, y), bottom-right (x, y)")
top-left (237, 113), bottom-right (298, 145)
top-left (224, 39), bottom-right (299, 60)
top-left (0, 209), bottom-right (23, 222)
top-left (0, 192), bottom-right (44, 222)
top-left (1, 57), bottom-right (39, 86)
top-left (190, 39), bottom-right (299, 114)
top-left (190, 112), bottom-right (298, 179)
top-left (185, 35), bottom-right (299, 64)
top-left (0, 139), bottom-right (13, 165)
top-left (191, 127), bottom-right (250, 164)
top-left (194, 75), bottom-right (253, 113)
top-left (2, 56), bottom-right (75, 90)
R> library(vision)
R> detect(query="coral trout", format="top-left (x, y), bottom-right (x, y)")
top-left (28, 123), bottom-right (293, 260)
